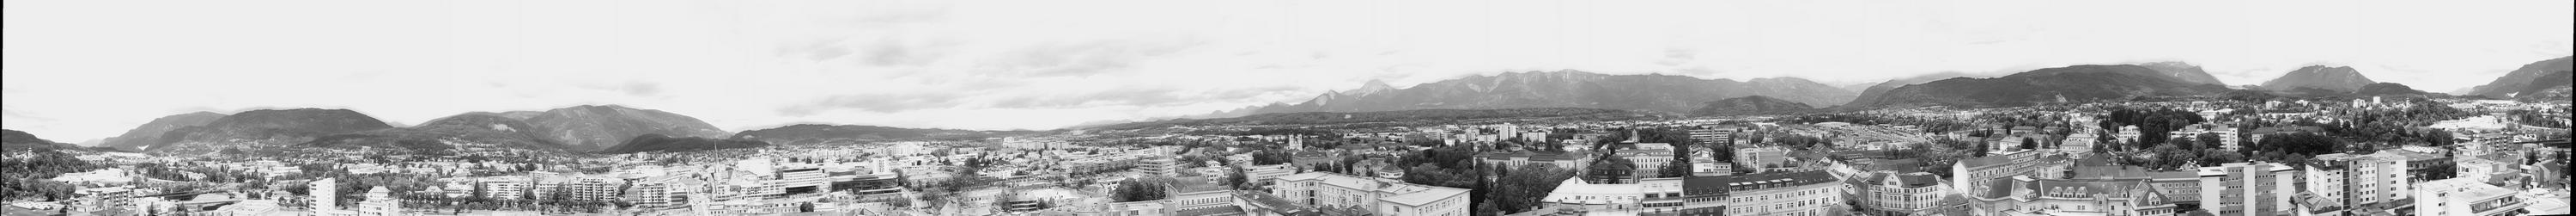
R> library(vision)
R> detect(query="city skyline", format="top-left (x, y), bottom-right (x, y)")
top-left (8, 0), bottom-right (2574, 143)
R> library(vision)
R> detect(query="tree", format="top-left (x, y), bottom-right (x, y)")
top-left (2018, 137), bottom-right (2038, 150)
top-left (1224, 166), bottom-right (1251, 190)
top-left (1110, 177), bottom-right (1171, 202)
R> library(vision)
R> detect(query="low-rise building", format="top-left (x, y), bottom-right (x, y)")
top-left (1719, 170), bottom-right (1844, 216)
top-left (1854, 171), bottom-right (1946, 216)
top-left (2413, 178), bottom-right (2530, 216)
top-left (1270, 172), bottom-right (1472, 216)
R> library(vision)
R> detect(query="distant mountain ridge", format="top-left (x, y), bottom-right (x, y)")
top-left (1227, 71), bottom-right (1856, 116)
top-left (98, 112), bottom-right (227, 151)
top-left (521, 105), bottom-right (732, 151)
top-left (147, 108), bottom-right (393, 153)
top-left (1843, 65), bottom-right (2234, 108)
top-left (1102, 108), bottom-right (1648, 130)
top-left (1845, 71), bottom-right (2002, 108)
top-left (2260, 65), bottom-right (2377, 92)
top-left (3, 129), bottom-right (88, 151)
top-left (1691, 96), bottom-right (1816, 116)
top-left (598, 134), bottom-right (769, 154)
top-left (299, 113), bottom-right (569, 152)
top-left (732, 124), bottom-right (1003, 145)
top-left (2466, 56), bottom-right (2574, 97)
top-left (2136, 61), bottom-right (2228, 86)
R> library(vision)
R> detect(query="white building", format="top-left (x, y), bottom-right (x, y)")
top-left (1720, 171), bottom-right (1844, 216)
top-left (2196, 162), bottom-right (2294, 216)
top-left (2413, 178), bottom-right (2530, 216)
top-left (2299, 153), bottom-right (2413, 215)
top-left (358, 187), bottom-right (401, 216)
top-left (1270, 172), bottom-right (1472, 216)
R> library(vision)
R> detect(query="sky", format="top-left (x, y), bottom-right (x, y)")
top-left (5, 0), bottom-right (2572, 143)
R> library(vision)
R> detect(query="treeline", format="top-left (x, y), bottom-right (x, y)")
top-left (2100, 108), bottom-right (2206, 151)
top-left (1, 149), bottom-right (101, 201)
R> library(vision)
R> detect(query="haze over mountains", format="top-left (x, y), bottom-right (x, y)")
top-left (86, 104), bottom-right (1010, 154)
top-left (46, 56), bottom-right (2576, 155)
top-left (1219, 71), bottom-right (1857, 117)
top-left (1842, 65), bottom-right (2236, 108)
top-left (96, 112), bottom-right (226, 151)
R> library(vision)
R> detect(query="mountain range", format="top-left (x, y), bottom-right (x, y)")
top-left (2464, 56), bottom-right (2574, 98)
top-left (598, 134), bottom-right (770, 154)
top-left (1841, 65), bottom-right (2235, 108)
top-left (2259, 65), bottom-right (2378, 92)
top-left (1224, 71), bottom-right (1857, 116)
top-left (1690, 96), bottom-right (1816, 116)
top-left (298, 113), bottom-right (567, 153)
top-left (731, 124), bottom-right (1024, 145)
top-left (98, 105), bottom-right (736, 154)
top-left (147, 108), bottom-right (394, 154)
top-left (519, 105), bottom-right (732, 151)
top-left (96, 112), bottom-right (228, 151)
top-left (3, 129), bottom-right (88, 151)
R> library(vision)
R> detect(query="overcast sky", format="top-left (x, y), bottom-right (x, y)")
top-left (6, 0), bottom-right (2572, 142)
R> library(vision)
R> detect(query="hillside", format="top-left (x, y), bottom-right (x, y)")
top-left (147, 108), bottom-right (393, 153)
top-left (2352, 83), bottom-right (2433, 96)
top-left (298, 113), bottom-right (568, 153)
top-left (2260, 65), bottom-right (2377, 92)
top-left (1843, 65), bottom-right (2234, 108)
top-left (2466, 56), bottom-right (2575, 97)
top-left (732, 124), bottom-right (1025, 145)
top-left (97, 112), bottom-right (227, 151)
top-left (2136, 61), bottom-right (2228, 85)
top-left (1231, 71), bottom-right (1856, 115)
top-left (1099, 108), bottom-right (1650, 130)
top-left (1843, 71), bottom-right (2001, 108)
top-left (520, 105), bottom-right (732, 151)
top-left (598, 134), bottom-right (770, 154)
top-left (1691, 96), bottom-right (1817, 116)
top-left (3, 129), bottom-right (87, 152)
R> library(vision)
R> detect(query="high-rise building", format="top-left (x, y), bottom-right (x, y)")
top-left (2196, 162), bottom-right (2294, 216)
top-left (2299, 153), bottom-right (2414, 215)
top-left (1141, 156), bottom-right (1180, 176)
top-left (312, 178), bottom-right (340, 210)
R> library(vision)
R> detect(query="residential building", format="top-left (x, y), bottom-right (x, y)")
top-left (1679, 176), bottom-right (1727, 216)
top-left (2195, 163), bottom-right (2294, 216)
top-left (1476, 151), bottom-right (1590, 171)
top-left (2298, 153), bottom-right (2414, 215)
top-left (1243, 164), bottom-right (1297, 186)
top-left (1855, 171), bottom-right (1946, 216)
top-left (1735, 146), bottom-right (1791, 172)
top-left (1689, 127), bottom-right (1742, 146)
top-left (1969, 176), bottom-right (2186, 216)
top-left (2413, 178), bottom-right (2530, 216)
top-left (2384, 150), bottom-right (2458, 183)
top-left (1951, 151), bottom-right (2066, 194)
top-left (1142, 156), bottom-right (1181, 176)
top-left (1719, 170), bottom-right (1844, 216)
top-left (1540, 177), bottom-right (1642, 213)
top-left (1639, 177), bottom-right (1687, 214)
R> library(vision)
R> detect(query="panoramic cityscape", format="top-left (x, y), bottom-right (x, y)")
top-left (5, 0), bottom-right (2573, 216)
